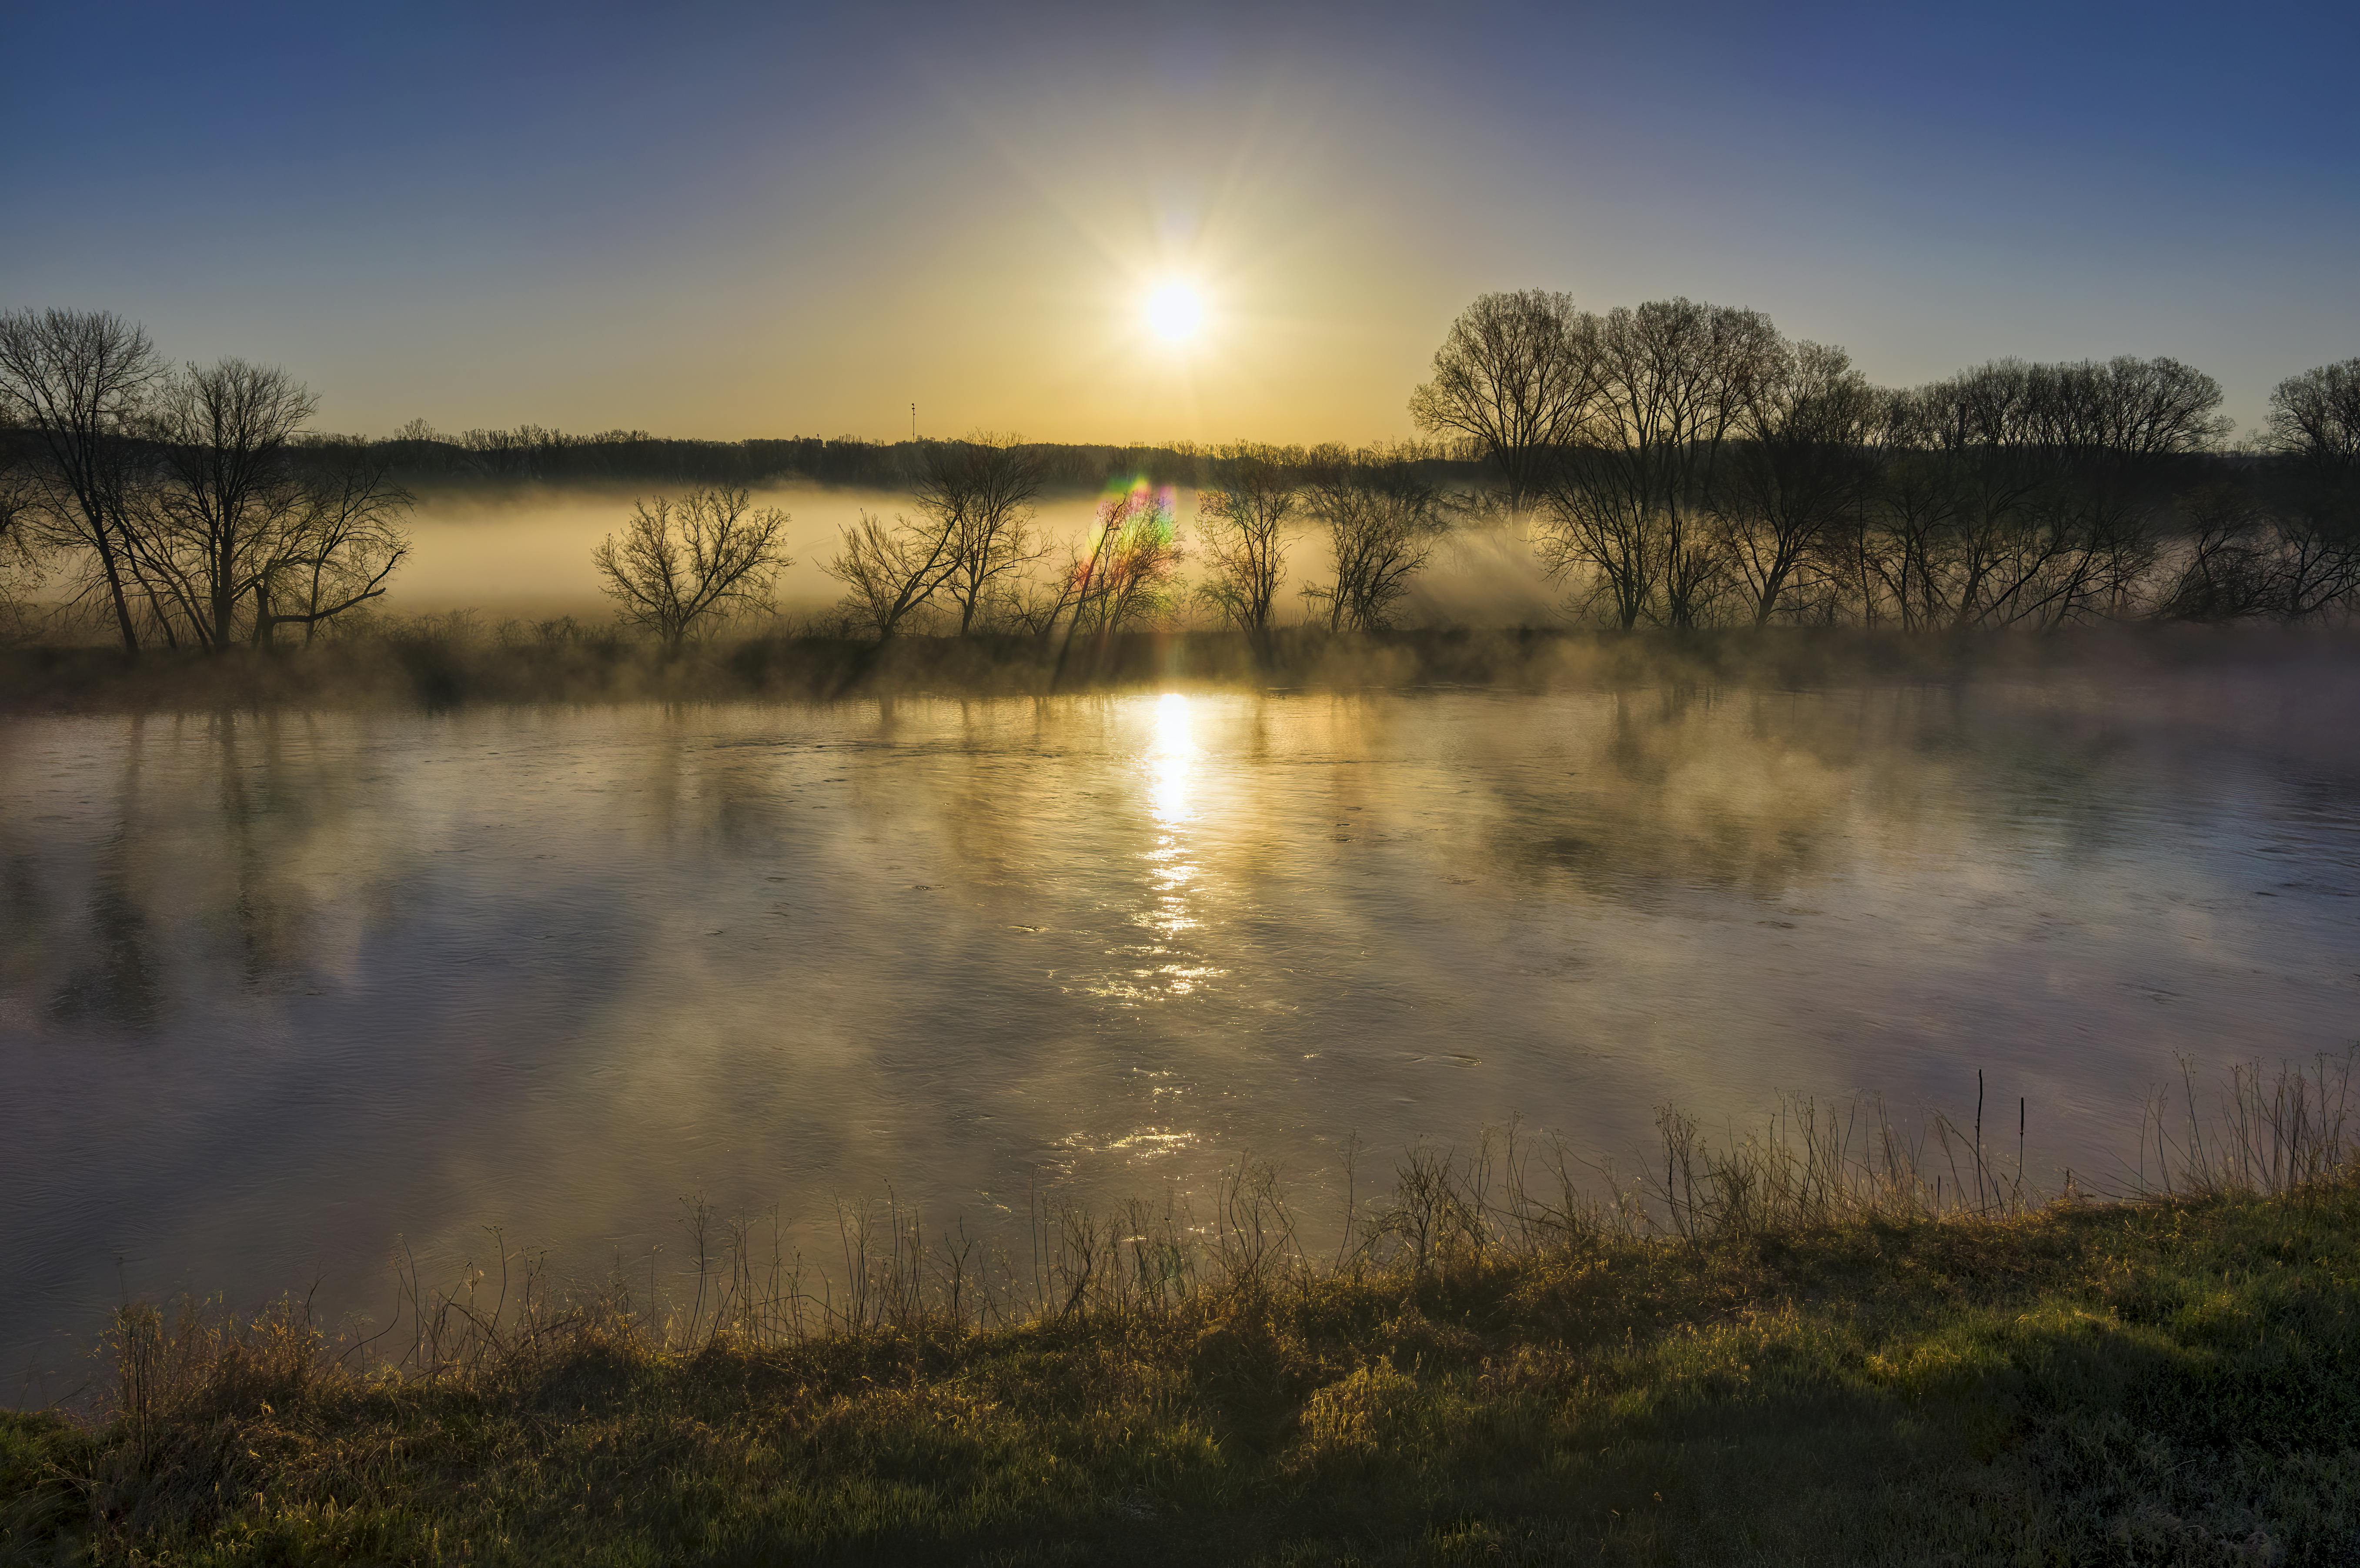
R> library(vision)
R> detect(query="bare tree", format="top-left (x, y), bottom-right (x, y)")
top-left (929, 434), bottom-right (1048, 634)
top-left (1194, 442), bottom-right (1303, 636)
top-left (2154, 484), bottom-right (2280, 622)
top-left (822, 436), bottom-right (1043, 639)
top-left (2039, 355), bottom-right (2233, 455)
top-left (2263, 359), bottom-right (2360, 465)
top-left (1875, 367), bottom-right (2078, 630)
top-left (1852, 357), bottom-right (2227, 631)
top-left (592, 487), bottom-right (792, 647)
top-left (261, 452), bottom-right (413, 644)
top-left (1079, 483), bottom-right (1182, 633)
top-left (1003, 542), bottom-right (1090, 640)
top-left (0, 308), bottom-right (163, 650)
top-left (2040, 357), bottom-right (2229, 624)
top-left (0, 437), bottom-right (32, 557)
top-left (825, 508), bottom-right (960, 638)
top-left (1717, 340), bottom-right (1882, 624)
top-left (0, 440), bottom-right (42, 634)
top-left (1050, 482), bottom-right (1182, 667)
top-left (135, 358), bottom-right (318, 649)
top-left (2262, 508), bottom-right (2360, 619)
top-left (1538, 299), bottom-right (1781, 628)
top-left (1300, 445), bottom-right (1448, 632)
top-left (1409, 290), bottom-right (1599, 514)
top-left (2253, 358), bottom-right (2360, 617)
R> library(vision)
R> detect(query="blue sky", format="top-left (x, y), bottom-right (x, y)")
top-left (6, 0), bottom-right (2354, 440)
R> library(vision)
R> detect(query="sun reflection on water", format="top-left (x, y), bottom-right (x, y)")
top-left (1088, 693), bottom-right (1226, 1004)
top-left (1148, 691), bottom-right (1195, 827)
top-left (1143, 692), bottom-right (1201, 947)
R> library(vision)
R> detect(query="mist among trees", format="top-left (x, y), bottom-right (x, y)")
top-left (4, 295), bottom-right (2357, 655)
top-left (1410, 289), bottom-right (2359, 632)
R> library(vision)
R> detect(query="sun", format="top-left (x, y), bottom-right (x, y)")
top-left (1144, 281), bottom-right (1205, 343)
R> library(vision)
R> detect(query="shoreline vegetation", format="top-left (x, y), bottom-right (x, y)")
top-left (6, 622), bottom-right (2357, 714)
top-left (3, 303), bottom-right (2356, 682)
top-left (6, 1062), bottom-right (2358, 1564)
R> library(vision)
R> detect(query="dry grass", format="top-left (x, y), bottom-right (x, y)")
top-left (6, 1058), bottom-right (2359, 1565)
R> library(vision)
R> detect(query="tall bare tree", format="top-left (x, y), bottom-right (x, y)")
top-left (1538, 299), bottom-right (1781, 627)
top-left (2263, 359), bottom-right (2360, 465)
top-left (2253, 358), bottom-right (2360, 617)
top-left (0, 308), bottom-right (163, 650)
top-left (1409, 290), bottom-right (1600, 514)
top-left (2153, 484), bottom-right (2279, 622)
top-left (136, 358), bottom-right (318, 649)
top-left (1050, 482), bottom-right (1182, 670)
top-left (0, 437), bottom-right (31, 556)
top-left (1718, 341), bottom-right (1882, 624)
top-left (1194, 442), bottom-right (1303, 636)
top-left (592, 487), bottom-right (792, 647)
top-left (825, 508), bottom-right (960, 638)
top-left (929, 434), bottom-right (1048, 633)
top-left (0, 440), bottom-right (40, 632)
top-left (1300, 445), bottom-right (1448, 632)
top-left (822, 437), bottom-right (1045, 639)
top-left (262, 451), bottom-right (413, 644)
top-left (1854, 357), bottom-right (2226, 630)
top-left (1870, 366), bottom-right (2072, 630)
top-left (2036, 357), bottom-right (2229, 624)
top-left (1080, 484), bottom-right (1182, 634)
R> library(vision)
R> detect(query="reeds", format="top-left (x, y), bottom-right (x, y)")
top-left (82, 1054), bottom-right (2359, 1434)
top-left (2145, 1051), bottom-right (2353, 1199)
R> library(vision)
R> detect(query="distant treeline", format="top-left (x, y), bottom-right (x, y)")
top-left (323, 420), bottom-right (1369, 493)
top-left (3, 294), bottom-right (2356, 657)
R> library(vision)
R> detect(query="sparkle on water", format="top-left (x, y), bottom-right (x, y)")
top-left (6, 673), bottom-right (2360, 1380)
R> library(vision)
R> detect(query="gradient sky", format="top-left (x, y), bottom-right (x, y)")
top-left (7, 0), bottom-right (2356, 443)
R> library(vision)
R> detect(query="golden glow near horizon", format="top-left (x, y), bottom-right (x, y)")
top-left (1144, 281), bottom-right (1207, 344)
top-left (301, 100), bottom-right (1424, 444)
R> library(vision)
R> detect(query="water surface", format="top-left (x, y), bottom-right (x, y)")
top-left (6, 672), bottom-right (2359, 1383)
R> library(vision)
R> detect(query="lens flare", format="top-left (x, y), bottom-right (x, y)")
top-left (1144, 282), bottom-right (1204, 343)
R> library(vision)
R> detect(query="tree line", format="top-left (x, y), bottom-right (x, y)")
top-left (590, 436), bottom-right (1455, 651)
top-left (596, 294), bottom-right (2358, 647)
top-left (8, 297), bottom-right (2357, 655)
top-left (354, 420), bottom-right (1216, 492)
top-left (1409, 290), bottom-right (2360, 630)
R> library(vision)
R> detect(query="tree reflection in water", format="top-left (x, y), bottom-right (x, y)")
top-left (3, 671), bottom-right (2360, 1380)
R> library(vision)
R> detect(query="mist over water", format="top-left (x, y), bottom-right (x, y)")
top-left (5, 670), bottom-right (2360, 1384)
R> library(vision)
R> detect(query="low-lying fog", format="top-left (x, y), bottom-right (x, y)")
top-left (388, 482), bottom-right (1563, 627)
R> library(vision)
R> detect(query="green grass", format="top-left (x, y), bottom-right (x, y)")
top-left (9, 1186), bottom-right (2359, 1565)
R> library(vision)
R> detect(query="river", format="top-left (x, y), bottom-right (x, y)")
top-left (5, 667), bottom-right (2358, 1384)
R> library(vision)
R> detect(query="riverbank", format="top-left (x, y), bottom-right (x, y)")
top-left (7, 1176), bottom-right (2356, 1565)
top-left (5, 622), bottom-right (2345, 713)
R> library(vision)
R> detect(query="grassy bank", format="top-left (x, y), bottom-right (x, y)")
top-left (5, 1191), bottom-right (2357, 1564)
top-left (4, 622), bottom-right (2339, 713)
top-left (7, 1084), bottom-right (2359, 1565)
